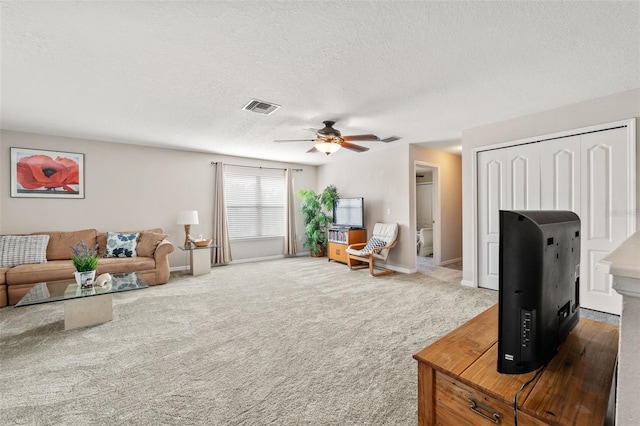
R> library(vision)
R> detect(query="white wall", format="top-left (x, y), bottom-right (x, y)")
top-left (317, 144), bottom-right (411, 271)
top-left (410, 145), bottom-right (463, 264)
top-left (0, 130), bottom-right (316, 269)
top-left (316, 143), bottom-right (462, 273)
top-left (461, 88), bottom-right (640, 287)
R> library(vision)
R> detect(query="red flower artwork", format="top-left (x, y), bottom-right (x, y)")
top-left (16, 154), bottom-right (80, 192)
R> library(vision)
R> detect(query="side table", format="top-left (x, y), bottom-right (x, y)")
top-left (178, 244), bottom-right (219, 276)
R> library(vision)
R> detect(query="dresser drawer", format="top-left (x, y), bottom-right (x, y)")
top-left (434, 371), bottom-right (546, 426)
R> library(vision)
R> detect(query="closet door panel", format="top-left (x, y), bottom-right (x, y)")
top-left (580, 127), bottom-right (630, 314)
top-left (477, 151), bottom-right (505, 290)
top-left (540, 136), bottom-right (580, 213)
top-left (506, 143), bottom-right (540, 210)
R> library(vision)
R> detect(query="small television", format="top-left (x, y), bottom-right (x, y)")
top-left (497, 210), bottom-right (581, 374)
top-left (333, 197), bottom-right (364, 229)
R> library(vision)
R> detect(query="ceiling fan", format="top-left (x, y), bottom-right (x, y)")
top-left (274, 121), bottom-right (399, 155)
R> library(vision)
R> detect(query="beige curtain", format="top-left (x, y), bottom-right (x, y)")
top-left (284, 168), bottom-right (297, 255)
top-left (212, 162), bottom-right (232, 264)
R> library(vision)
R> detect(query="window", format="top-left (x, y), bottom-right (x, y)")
top-left (224, 166), bottom-right (285, 239)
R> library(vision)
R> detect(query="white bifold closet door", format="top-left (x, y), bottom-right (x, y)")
top-left (477, 124), bottom-right (634, 314)
top-left (477, 143), bottom-right (540, 291)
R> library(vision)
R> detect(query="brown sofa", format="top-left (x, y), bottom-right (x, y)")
top-left (0, 228), bottom-right (174, 307)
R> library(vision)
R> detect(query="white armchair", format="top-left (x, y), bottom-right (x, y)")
top-left (346, 223), bottom-right (398, 276)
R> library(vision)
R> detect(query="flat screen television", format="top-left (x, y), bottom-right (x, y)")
top-left (333, 197), bottom-right (364, 229)
top-left (497, 210), bottom-right (581, 374)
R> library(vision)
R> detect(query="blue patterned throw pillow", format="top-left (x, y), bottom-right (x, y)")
top-left (104, 232), bottom-right (139, 258)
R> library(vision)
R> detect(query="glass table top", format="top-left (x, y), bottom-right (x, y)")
top-left (178, 243), bottom-right (220, 251)
top-left (15, 272), bottom-right (149, 307)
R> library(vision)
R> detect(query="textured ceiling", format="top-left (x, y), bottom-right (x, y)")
top-left (2, 1), bottom-right (639, 165)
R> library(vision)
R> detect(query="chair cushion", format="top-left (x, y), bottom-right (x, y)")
top-left (347, 223), bottom-right (398, 261)
top-left (346, 237), bottom-right (386, 256)
top-left (371, 222), bottom-right (398, 244)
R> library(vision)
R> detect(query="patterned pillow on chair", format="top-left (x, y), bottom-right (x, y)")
top-left (361, 237), bottom-right (386, 253)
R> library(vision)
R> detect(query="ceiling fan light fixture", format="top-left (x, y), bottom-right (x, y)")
top-left (314, 141), bottom-right (341, 155)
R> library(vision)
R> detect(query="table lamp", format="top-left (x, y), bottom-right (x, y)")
top-left (177, 210), bottom-right (199, 248)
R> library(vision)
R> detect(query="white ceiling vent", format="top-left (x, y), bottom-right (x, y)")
top-left (381, 136), bottom-right (401, 143)
top-left (242, 99), bottom-right (281, 115)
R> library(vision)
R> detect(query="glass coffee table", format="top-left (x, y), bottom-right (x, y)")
top-left (15, 272), bottom-right (148, 330)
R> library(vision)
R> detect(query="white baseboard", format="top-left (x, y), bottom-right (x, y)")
top-left (461, 279), bottom-right (476, 288)
top-left (439, 257), bottom-right (462, 266)
top-left (230, 254), bottom-right (286, 264)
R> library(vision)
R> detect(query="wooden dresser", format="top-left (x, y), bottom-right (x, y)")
top-left (413, 304), bottom-right (618, 425)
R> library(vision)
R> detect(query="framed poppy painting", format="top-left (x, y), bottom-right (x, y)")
top-left (10, 147), bottom-right (84, 198)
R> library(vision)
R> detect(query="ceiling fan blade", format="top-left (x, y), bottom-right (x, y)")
top-left (342, 134), bottom-right (380, 142)
top-left (306, 146), bottom-right (319, 153)
top-left (380, 136), bottom-right (401, 143)
top-left (305, 128), bottom-right (320, 134)
top-left (274, 139), bottom-right (316, 142)
top-left (341, 142), bottom-right (370, 152)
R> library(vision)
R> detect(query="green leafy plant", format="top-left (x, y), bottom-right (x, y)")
top-left (70, 240), bottom-right (99, 272)
top-left (297, 185), bottom-right (339, 256)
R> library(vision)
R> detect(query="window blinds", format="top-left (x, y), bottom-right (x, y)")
top-left (223, 165), bottom-right (285, 239)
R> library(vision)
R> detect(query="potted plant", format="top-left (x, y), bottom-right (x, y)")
top-left (297, 185), bottom-right (339, 256)
top-left (70, 240), bottom-right (99, 288)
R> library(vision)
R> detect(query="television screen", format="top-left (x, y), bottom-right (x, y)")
top-left (333, 198), bottom-right (364, 229)
top-left (498, 210), bottom-right (581, 374)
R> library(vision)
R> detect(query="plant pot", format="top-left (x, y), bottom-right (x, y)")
top-left (311, 245), bottom-right (326, 257)
top-left (75, 270), bottom-right (96, 289)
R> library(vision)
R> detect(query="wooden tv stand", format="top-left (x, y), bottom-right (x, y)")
top-left (413, 304), bottom-right (618, 425)
top-left (327, 228), bottom-right (366, 264)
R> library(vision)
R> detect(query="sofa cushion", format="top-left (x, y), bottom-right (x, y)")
top-left (0, 267), bottom-right (11, 285)
top-left (6, 257), bottom-right (156, 286)
top-left (137, 231), bottom-right (169, 257)
top-left (96, 257), bottom-right (155, 275)
top-left (6, 260), bottom-right (77, 285)
top-left (104, 232), bottom-right (139, 258)
top-left (32, 229), bottom-right (98, 261)
top-left (0, 235), bottom-right (50, 267)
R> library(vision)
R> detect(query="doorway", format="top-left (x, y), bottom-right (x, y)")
top-left (415, 162), bottom-right (440, 271)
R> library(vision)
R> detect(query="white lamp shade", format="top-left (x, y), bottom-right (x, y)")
top-left (314, 141), bottom-right (341, 154)
top-left (177, 210), bottom-right (199, 225)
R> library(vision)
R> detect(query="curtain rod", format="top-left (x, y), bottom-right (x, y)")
top-left (211, 161), bottom-right (302, 172)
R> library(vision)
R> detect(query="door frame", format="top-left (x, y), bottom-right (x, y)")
top-left (414, 161), bottom-right (441, 266)
top-left (471, 118), bottom-right (636, 291)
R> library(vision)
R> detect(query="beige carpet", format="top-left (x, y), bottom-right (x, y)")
top-left (0, 257), bottom-right (498, 425)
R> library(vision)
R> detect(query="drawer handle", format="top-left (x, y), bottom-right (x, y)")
top-left (468, 398), bottom-right (501, 424)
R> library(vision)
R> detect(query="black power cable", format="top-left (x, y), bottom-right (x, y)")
top-left (513, 365), bottom-right (547, 425)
